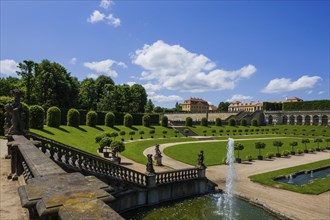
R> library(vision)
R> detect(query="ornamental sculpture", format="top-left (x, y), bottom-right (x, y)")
top-left (4, 89), bottom-right (25, 135)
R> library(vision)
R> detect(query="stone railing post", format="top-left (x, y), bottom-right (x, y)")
top-left (198, 167), bottom-right (206, 178)
top-left (146, 174), bottom-right (156, 188)
top-left (7, 139), bottom-right (21, 180)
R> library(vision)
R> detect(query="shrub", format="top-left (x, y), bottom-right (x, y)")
top-left (282, 150), bottom-right (290, 157)
top-left (29, 105), bottom-right (45, 129)
top-left (229, 118), bottom-right (236, 126)
top-left (201, 117), bottom-right (208, 126)
top-left (251, 119), bottom-right (258, 126)
top-left (129, 131), bottom-right (135, 140)
top-left (297, 149), bottom-right (303, 154)
top-left (246, 155), bottom-right (253, 161)
top-left (111, 132), bottom-right (118, 140)
top-left (86, 111), bottom-right (98, 127)
top-left (162, 130), bottom-right (167, 137)
top-left (139, 130), bottom-right (145, 139)
top-left (99, 137), bottom-right (112, 148)
top-left (240, 119), bottom-right (247, 126)
top-left (119, 131), bottom-right (126, 141)
top-left (215, 118), bottom-right (222, 126)
top-left (67, 108), bottom-right (80, 127)
top-left (95, 132), bottom-right (112, 143)
top-left (266, 152), bottom-right (274, 159)
top-left (105, 112), bottom-right (115, 127)
top-left (46, 106), bottom-right (61, 128)
top-left (110, 140), bottom-right (125, 153)
top-left (174, 130), bottom-right (179, 137)
top-left (161, 116), bottom-right (168, 127)
top-left (142, 114), bottom-right (151, 127)
top-left (185, 117), bottom-right (193, 127)
top-left (149, 130), bottom-right (155, 138)
top-left (124, 113), bottom-right (133, 127)
top-left (309, 148), bottom-right (315, 152)
top-left (184, 128), bottom-right (190, 136)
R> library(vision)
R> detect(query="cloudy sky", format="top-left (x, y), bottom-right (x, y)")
top-left (1, 0), bottom-right (329, 108)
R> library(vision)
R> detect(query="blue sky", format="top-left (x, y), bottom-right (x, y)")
top-left (1, 0), bottom-right (329, 108)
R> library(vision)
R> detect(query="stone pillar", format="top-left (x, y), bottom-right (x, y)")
top-left (146, 174), bottom-right (156, 188)
top-left (318, 115), bottom-right (322, 126)
top-left (294, 115), bottom-right (297, 125)
top-left (302, 115), bottom-right (305, 125)
top-left (310, 115), bottom-right (313, 125)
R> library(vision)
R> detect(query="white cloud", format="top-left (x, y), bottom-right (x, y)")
top-left (84, 59), bottom-right (127, 77)
top-left (148, 92), bottom-right (183, 104)
top-left (306, 90), bottom-right (313, 95)
top-left (87, 73), bottom-right (99, 79)
top-left (318, 91), bottom-right (324, 95)
top-left (106, 14), bottom-right (121, 27)
top-left (87, 10), bottom-right (105, 23)
top-left (132, 40), bottom-right (256, 92)
top-left (117, 62), bottom-right (127, 68)
top-left (126, 81), bottom-right (137, 86)
top-left (100, 0), bottom-right (113, 9)
top-left (142, 83), bottom-right (162, 92)
top-left (0, 59), bottom-right (19, 76)
top-left (227, 94), bottom-right (253, 102)
top-left (70, 57), bottom-right (77, 65)
top-left (262, 75), bottom-right (322, 94)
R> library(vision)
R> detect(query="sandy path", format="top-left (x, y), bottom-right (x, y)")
top-left (0, 139), bottom-right (28, 220)
top-left (142, 138), bottom-right (330, 220)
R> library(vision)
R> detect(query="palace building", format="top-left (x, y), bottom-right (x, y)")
top-left (180, 97), bottom-right (209, 112)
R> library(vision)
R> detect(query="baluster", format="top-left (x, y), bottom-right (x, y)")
top-left (57, 149), bottom-right (63, 162)
top-left (49, 145), bottom-right (55, 160)
top-left (65, 150), bottom-right (70, 164)
top-left (71, 153), bottom-right (77, 167)
top-left (41, 142), bottom-right (47, 154)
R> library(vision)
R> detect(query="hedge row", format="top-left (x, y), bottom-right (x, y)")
top-left (283, 100), bottom-right (330, 111)
top-left (263, 102), bottom-right (283, 111)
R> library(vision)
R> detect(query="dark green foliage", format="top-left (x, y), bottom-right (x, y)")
top-left (201, 117), bottom-right (208, 126)
top-left (21, 103), bottom-right (30, 130)
top-left (67, 108), bottom-right (80, 127)
top-left (105, 112), bottom-right (115, 127)
top-left (29, 105), bottom-right (45, 129)
top-left (110, 141), bottom-right (125, 153)
top-left (283, 100), bottom-right (330, 111)
top-left (215, 118), bottom-right (222, 126)
top-left (263, 102), bottom-right (283, 111)
top-left (229, 118), bottom-right (236, 126)
top-left (251, 119), bottom-right (258, 126)
top-left (185, 117), bottom-right (193, 127)
top-left (46, 106), bottom-right (61, 128)
top-left (99, 137), bottom-right (112, 148)
top-left (129, 131), bottom-right (135, 139)
top-left (86, 111), bottom-right (98, 127)
top-left (234, 143), bottom-right (244, 158)
top-left (217, 102), bottom-right (230, 112)
top-left (142, 114), bottom-right (151, 127)
top-left (161, 116), bottom-right (168, 127)
top-left (240, 119), bottom-right (247, 126)
top-left (124, 113), bottom-right (133, 127)
top-left (255, 142), bottom-right (266, 156)
top-left (273, 141), bottom-right (283, 154)
top-left (95, 132), bottom-right (112, 143)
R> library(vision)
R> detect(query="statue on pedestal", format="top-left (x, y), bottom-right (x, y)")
top-left (154, 144), bottom-right (163, 166)
top-left (4, 89), bottom-right (25, 135)
top-left (198, 150), bottom-right (206, 169)
top-left (146, 154), bottom-right (155, 174)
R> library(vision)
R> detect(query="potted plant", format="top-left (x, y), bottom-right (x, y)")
top-left (255, 142), bottom-right (266, 160)
top-left (266, 152), bottom-right (274, 159)
top-left (282, 150), bottom-right (290, 157)
top-left (302, 139), bottom-right (310, 153)
top-left (246, 155), bottom-right (253, 162)
top-left (314, 138), bottom-right (323, 151)
top-left (99, 137), bottom-right (112, 157)
top-left (174, 130), bottom-right (179, 137)
top-left (162, 130), bottom-right (167, 138)
top-left (273, 141), bottom-right (283, 157)
top-left (111, 132), bottom-right (118, 141)
top-left (139, 130), bottom-right (145, 139)
top-left (289, 141), bottom-right (298, 155)
top-left (149, 129), bottom-right (155, 138)
top-left (129, 131), bottom-right (135, 140)
top-left (211, 129), bottom-right (216, 136)
top-left (234, 143), bottom-right (244, 163)
top-left (119, 131), bottom-right (126, 141)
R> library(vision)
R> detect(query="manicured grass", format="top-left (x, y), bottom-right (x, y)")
top-left (189, 125), bottom-right (330, 137)
top-left (121, 138), bottom-right (196, 164)
top-left (164, 138), bottom-right (329, 166)
top-left (30, 125), bottom-right (184, 155)
top-left (249, 159), bottom-right (330, 194)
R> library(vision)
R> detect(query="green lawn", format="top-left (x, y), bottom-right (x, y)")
top-left (249, 159), bottom-right (330, 194)
top-left (30, 125), bottom-right (184, 155)
top-left (189, 125), bottom-right (330, 137)
top-left (164, 137), bottom-right (329, 166)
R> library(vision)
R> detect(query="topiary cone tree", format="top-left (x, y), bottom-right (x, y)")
top-left (124, 113), bottom-right (133, 128)
top-left (273, 141), bottom-right (283, 157)
top-left (185, 117), bottom-right (193, 127)
top-left (302, 139), bottom-right (310, 153)
top-left (234, 143), bottom-right (244, 163)
top-left (29, 105), bottom-right (45, 130)
top-left (314, 138), bottom-right (323, 151)
top-left (67, 108), bottom-right (80, 127)
top-left (255, 142), bottom-right (266, 160)
top-left (119, 131), bottom-right (126, 141)
top-left (105, 112), bottom-right (115, 127)
top-left (289, 141), bottom-right (298, 155)
top-left (86, 111), bottom-right (97, 127)
top-left (46, 106), bottom-right (61, 128)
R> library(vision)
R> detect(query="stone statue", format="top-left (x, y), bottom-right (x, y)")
top-left (146, 154), bottom-right (155, 174)
top-left (198, 150), bottom-right (206, 168)
top-left (111, 146), bottom-right (118, 158)
top-left (154, 144), bottom-right (162, 166)
top-left (5, 89), bottom-right (24, 135)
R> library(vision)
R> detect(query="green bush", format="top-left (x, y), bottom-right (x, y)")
top-left (119, 131), bottom-right (126, 140)
top-left (263, 102), bottom-right (283, 111)
top-left (129, 131), bottom-right (135, 140)
top-left (282, 150), bottom-right (290, 157)
top-left (99, 137), bottom-right (112, 148)
top-left (297, 149), bottom-right (303, 154)
top-left (67, 108), bottom-right (80, 127)
top-left (240, 119), bottom-right (247, 126)
top-left (46, 106), bottom-right (61, 128)
top-left (95, 132), bottom-right (112, 143)
top-left (29, 105), bottom-right (45, 129)
top-left (251, 119), bottom-right (258, 126)
top-left (124, 113), bottom-right (133, 127)
top-left (201, 117), bottom-right (208, 126)
top-left (229, 118), bottom-right (236, 126)
top-left (309, 148), bottom-right (315, 152)
top-left (246, 155), bottom-right (253, 161)
top-left (105, 112), bottom-right (115, 127)
top-left (86, 111), bottom-right (98, 127)
top-left (185, 117), bottom-right (193, 127)
top-left (283, 100), bottom-right (330, 111)
top-left (161, 116), bottom-right (168, 127)
top-left (142, 114), bottom-right (151, 127)
top-left (266, 152), bottom-right (274, 159)
top-left (215, 118), bottom-right (222, 126)
top-left (110, 140), bottom-right (125, 153)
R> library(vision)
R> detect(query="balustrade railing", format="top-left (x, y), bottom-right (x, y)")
top-left (155, 168), bottom-right (199, 184)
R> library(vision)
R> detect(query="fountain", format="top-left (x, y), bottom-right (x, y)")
top-left (288, 175), bottom-right (293, 184)
top-left (217, 138), bottom-right (236, 219)
top-left (310, 170), bottom-right (314, 178)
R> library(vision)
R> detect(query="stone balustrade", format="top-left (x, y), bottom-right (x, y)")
top-left (155, 168), bottom-right (199, 184)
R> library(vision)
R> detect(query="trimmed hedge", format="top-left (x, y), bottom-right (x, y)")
top-left (263, 102), bottom-right (282, 111)
top-left (283, 100), bottom-right (330, 111)
top-left (201, 117), bottom-right (208, 126)
top-left (46, 106), bottom-right (61, 128)
top-left (161, 115), bottom-right (168, 127)
top-left (124, 113), bottom-right (133, 127)
top-left (251, 119), bottom-right (258, 126)
top-left (185, 117), bottom-right (193, 127)
top-left (67, 108), bottom-right (80, 127)
top-left (215, 118), bottom-right (222, 126)
top-left (29, 105), bottom-right (45, 129)
top-left (142, 114), bottom-right (151, 127)
top-left (105, 112), bottom-right (115, 127)
top-left (240, 119), bottom-right (247, 126)
top-left (86, 111), bottom-right (98, 127)
top-left (229, 118), bottom-right (236, 126)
